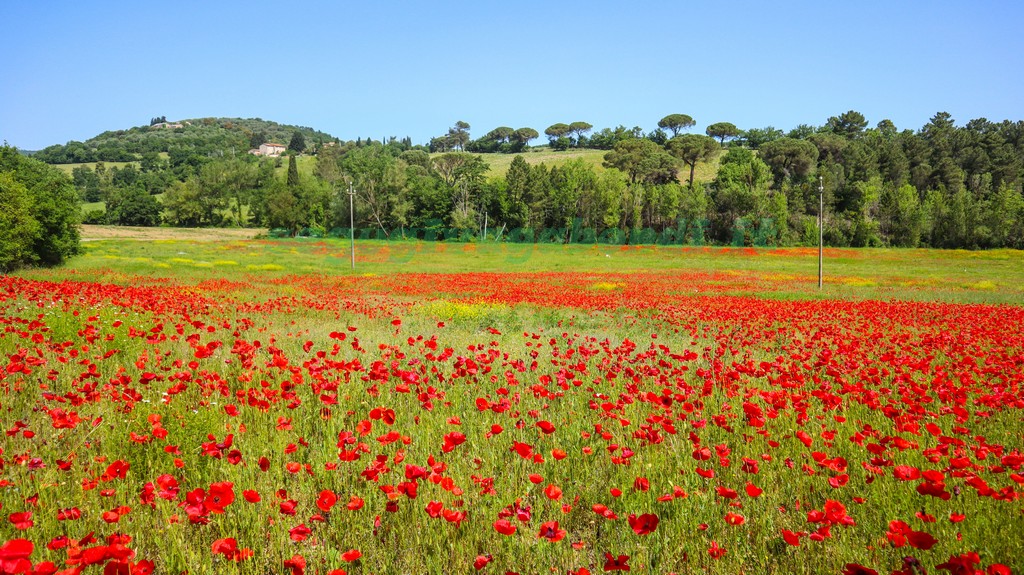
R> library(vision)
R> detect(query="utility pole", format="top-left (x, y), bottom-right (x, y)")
top-left (349, 182), bottom-right (356, 271)
top-left (818, 175), bottom-right (824, 290)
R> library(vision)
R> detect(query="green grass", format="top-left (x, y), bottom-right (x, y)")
top-left (5, 238), bottom-right (1023, 574)
top-left (272, 154), bottom-right (319, 179)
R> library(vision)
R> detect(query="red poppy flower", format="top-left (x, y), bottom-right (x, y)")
top-left (707, 541), bottom-right (726, 559)
top-left (289, 524), bottom-right (312, 542)
top-left (473, 554), bottom-right (492, 570)
top-left (284, 554), bottom-right (306, 575)
top-left (936, 552), bottom-right (981, 575)
top-left (603, 553), bottom-right (630, 572)
top-left (627, 513), bottom-right (659, 535)
top-left (347, 496), bottom-right (364, 511)
top-left (544, 484), bottom-right (563, 501)
top-left (205, 482), bottom-right (235, 514)
top-left (341, 549), bottom-right (362, 562)
top-left (494, 519), bottom-right (517, 535)
top-left (538, 521), bottom-right (566, 542)
top-left (0, 539), bottom-right (33, 574)
top-left (8, 512), bottom-right (33, 530)
top-left (724, 512), bottom-right (745, 526)
top-left (316, 490), bottom-right (338, 512)
top-left (442, 432), bottom-right (466, 453)
top-left (425, 500), bottom-right (444, 518)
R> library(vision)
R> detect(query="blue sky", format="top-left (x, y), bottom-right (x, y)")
top-left (2, 0), bottom-right (1022, 150)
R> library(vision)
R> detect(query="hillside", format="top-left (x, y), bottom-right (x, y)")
top-left (447, 146), bottom-right (720, 184)
top-left (33, 117), bottom-right (338, 164)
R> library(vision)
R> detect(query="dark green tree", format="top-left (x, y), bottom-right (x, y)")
top-left (107, 185), bottom-right (162, 226)
top-left (666, 135), bottom-right (721, 187)
top-left (758, 138), bottom-right (819, 187)
top-left (288, 131), bottom-right (307, 154)
top-left (826, 110), bottom-right (869, 138)
top-left (658, 114), bottom-right (695, 137)
top-left (510, 128), bottom-right (539, 152)
top-left (740, 127), bottom-right (784, 149)
top-left (505, 155), bottom-right (532, 228)
top-left (545, 123), bottom-right (571, 149)
top-left (787, 124), bottom-right (819, 140)
top-left (287, 155), bottom-right (300, 187)
top-left (603, 138), bottom-right (678, 185)
top-left (878, 183), bottom-right (921, 247)
top-left (568, 122), bottom-right (593, 147)
top-left (250, 130), bottom-right (268, 149)
top-left (705, 122), bottom-right (740, 145)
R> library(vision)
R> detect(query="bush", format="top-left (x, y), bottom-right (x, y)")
top-left (82, 209), bottom-right (108, 225)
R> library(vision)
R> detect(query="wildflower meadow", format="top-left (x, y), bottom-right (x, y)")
top-left (2, 239), bottom-right (1023, 575)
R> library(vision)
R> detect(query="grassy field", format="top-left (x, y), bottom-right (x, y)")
top-left (51, 152), bottom-right (170, 176)
top-left (3, 238), bottom-right (1022, 575)
top-left (437, 147), bottom-right (721, 183)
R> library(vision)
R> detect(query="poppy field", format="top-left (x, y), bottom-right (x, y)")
top-left (2, 239), bottom-right (1024, 575)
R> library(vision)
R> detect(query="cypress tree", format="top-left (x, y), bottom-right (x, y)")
top-left (287, 155), bottom-right (299, 187)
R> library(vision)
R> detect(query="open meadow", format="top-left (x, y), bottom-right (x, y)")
top-left (2, 238), bottom-right (1023, 574)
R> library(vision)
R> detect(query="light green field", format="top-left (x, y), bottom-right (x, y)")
top-left (41, 238), bottom-right (1024, 306)
top-left (272, 154), bottom-right (319, 178)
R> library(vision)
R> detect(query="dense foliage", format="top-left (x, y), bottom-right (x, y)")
top-left (30, 111), bottom-right (1024, 249)
top-left (0, 145), bottom-right (80, 271)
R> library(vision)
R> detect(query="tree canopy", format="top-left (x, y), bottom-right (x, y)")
top-left (0, 145), bottom-right (81, 271)
top-left (658, 114), bottom-right (695, 137)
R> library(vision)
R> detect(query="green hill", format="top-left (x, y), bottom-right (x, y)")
top-left (34, 117), bottom-right (338, 164)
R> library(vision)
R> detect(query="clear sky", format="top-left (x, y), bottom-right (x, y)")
top-left (2, 0), bottom-right (1022, 151)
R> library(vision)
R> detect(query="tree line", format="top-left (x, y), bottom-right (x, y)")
top-left (244, 111), bottom-right (1024, 249)
top-left (17, 109), bottom-right (1024, 253)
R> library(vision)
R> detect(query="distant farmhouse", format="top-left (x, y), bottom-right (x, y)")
top-left (250, 142), bottom-right (287, 157)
